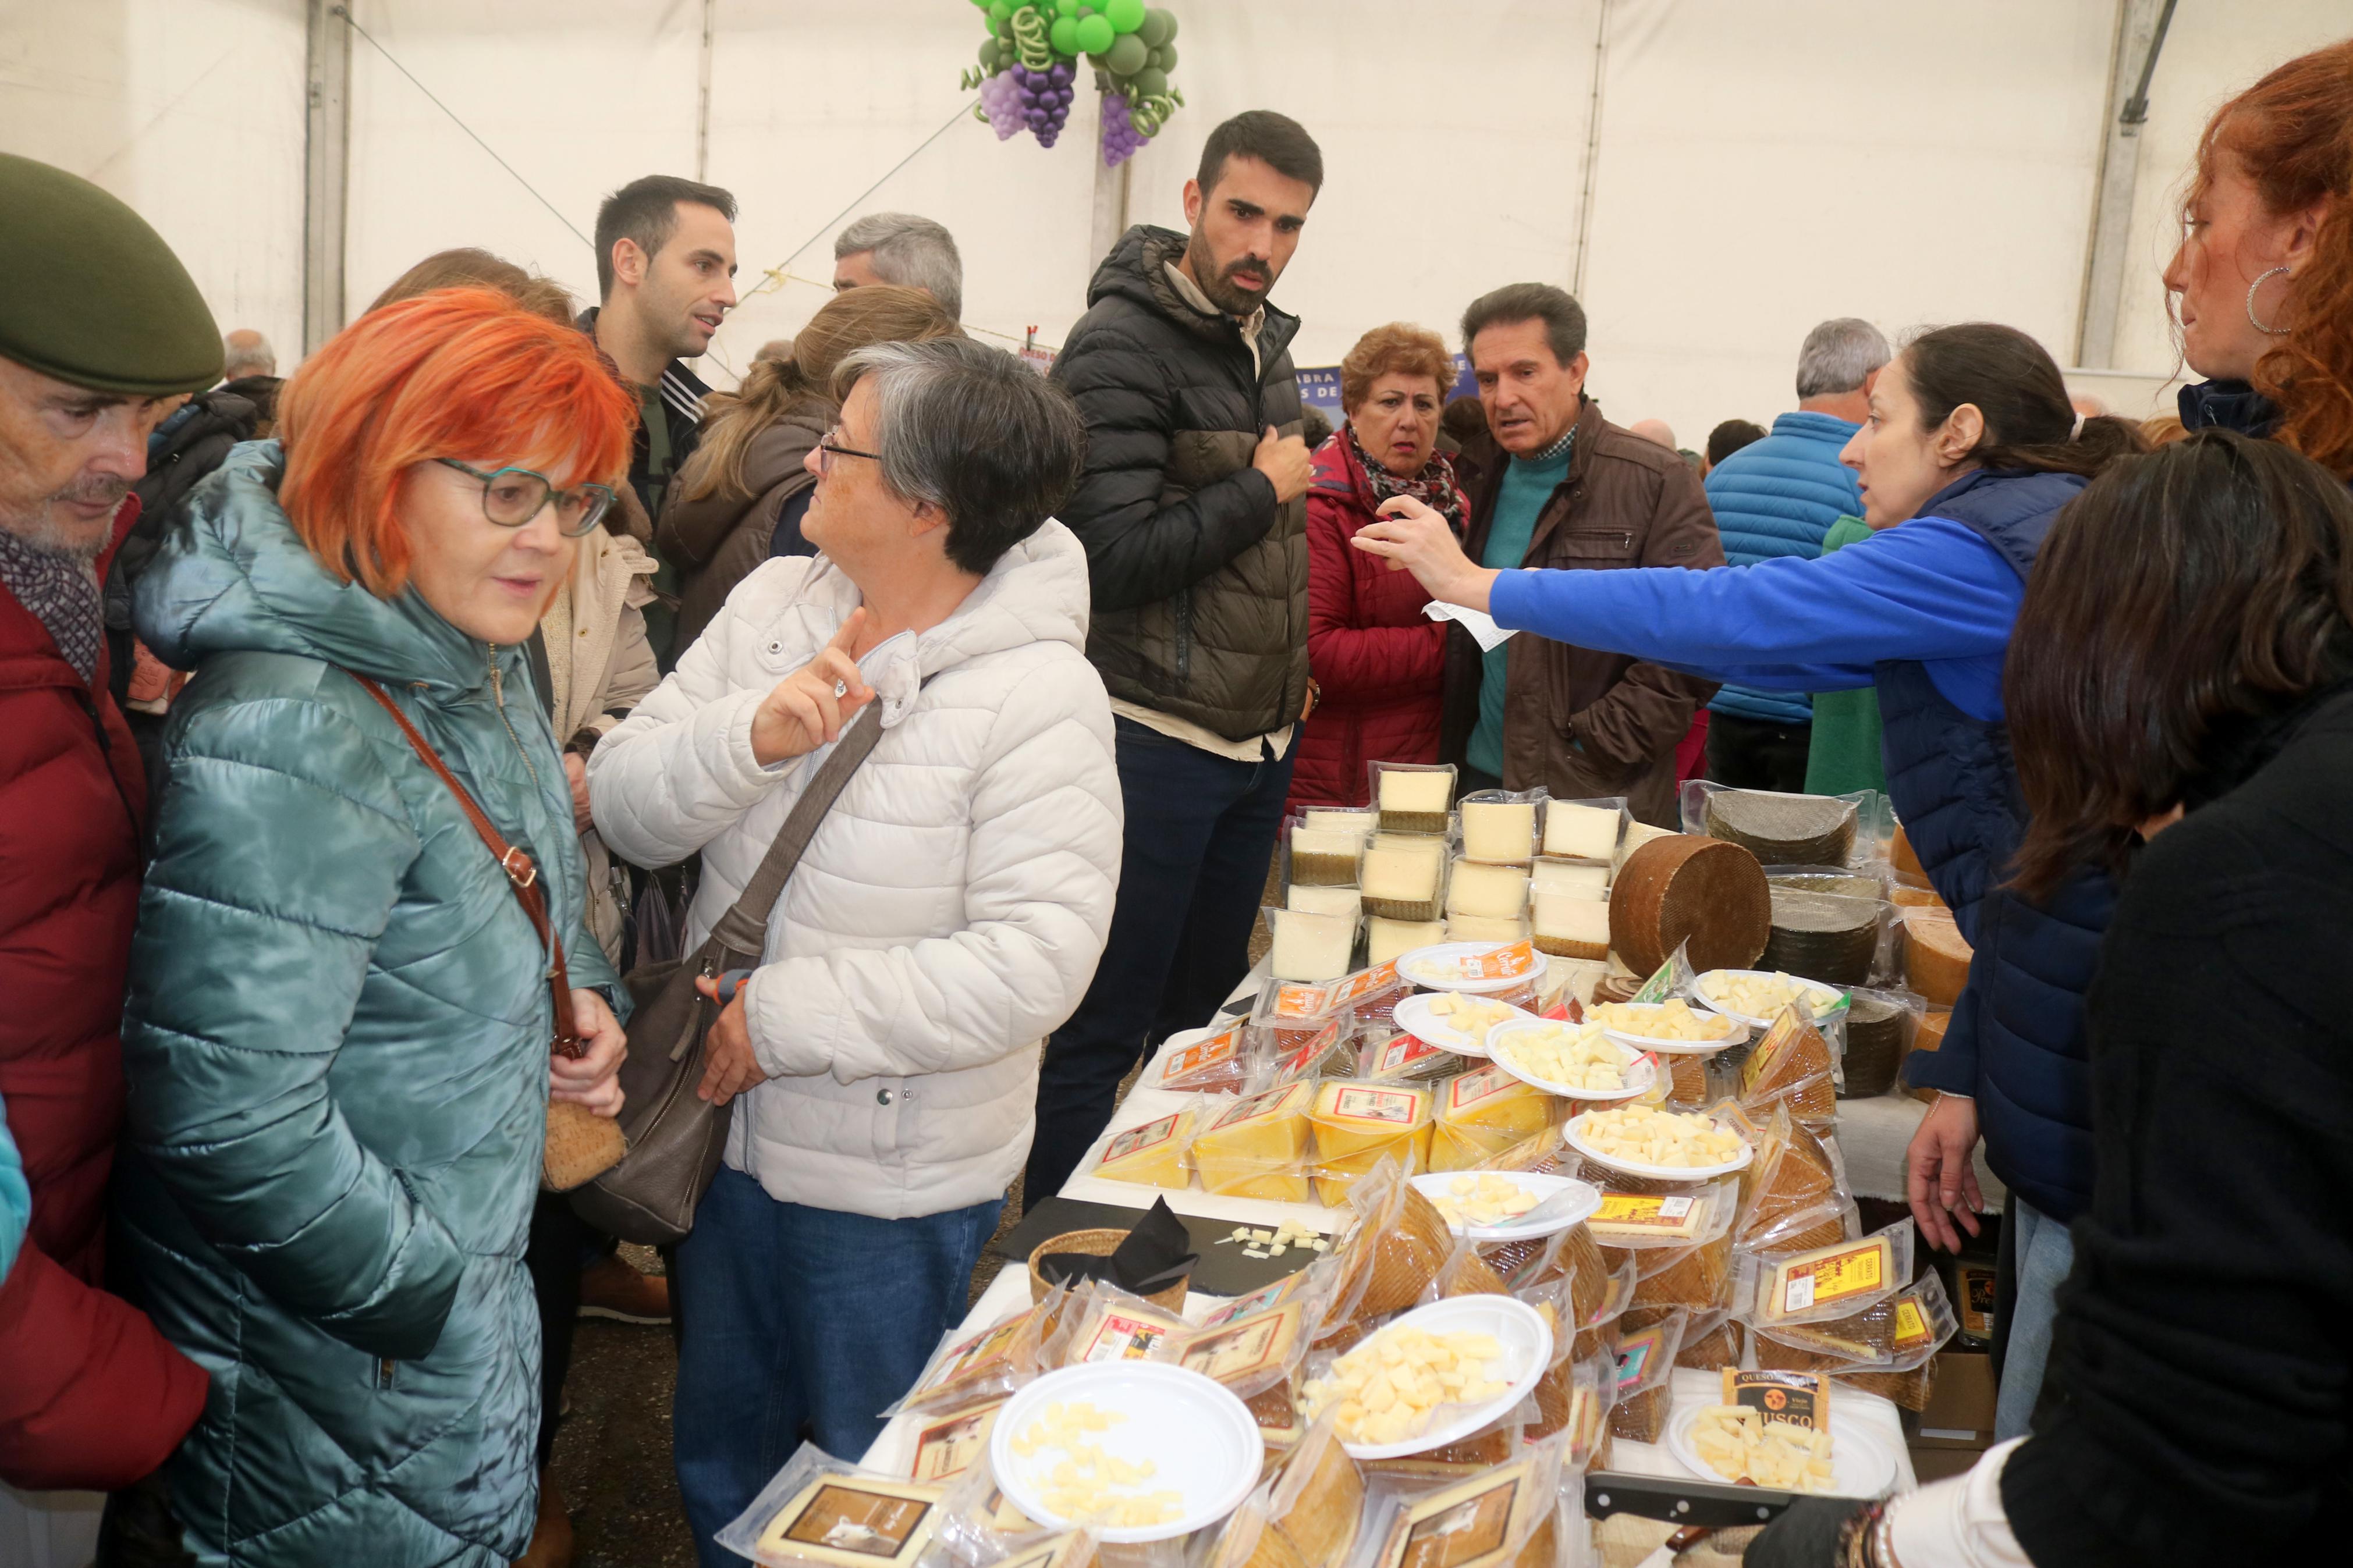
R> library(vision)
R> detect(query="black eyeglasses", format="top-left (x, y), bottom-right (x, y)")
top-left (436, 459), bottom-right (618, 538)
top-left (816, 430), bottom-right (882, 477)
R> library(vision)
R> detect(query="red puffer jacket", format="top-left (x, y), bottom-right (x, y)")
top-left (0, 497), bottom-right (205, 1489)
top-left (1286, 434), bottom-right (1463, 811)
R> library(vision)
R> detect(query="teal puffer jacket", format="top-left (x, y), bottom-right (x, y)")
top-left (119, 443), bottom-right (615, 1566)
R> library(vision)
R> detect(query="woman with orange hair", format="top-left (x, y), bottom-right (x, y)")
top-left (2169, 36), bottom-right (2353, 478)
top-left (113, 288), bottom-right (634, 1566)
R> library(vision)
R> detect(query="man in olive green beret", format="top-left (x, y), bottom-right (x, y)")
top-left (0, 153), bottom-right (217, 1514)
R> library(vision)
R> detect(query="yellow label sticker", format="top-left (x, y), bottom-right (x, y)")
top-left (1779, 1242), bottom-right (1884, 1315)
top-left (1893, 1297), bottom-right (1929, 1347)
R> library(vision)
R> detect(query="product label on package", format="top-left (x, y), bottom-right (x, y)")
top-left (1277, 1019), bottom-right (1344, 1078)
top-left (1161, 1026), bottom-right (1241, 1083)
top-left (1266, 961), bottom-right (1401, 1019)
top-left (1741, 1008), bottom-right (1809, 1094)
top-left (1410, 939), bottom-right (1536, 984)
top-left (1373, 1034), bottom-right (1448, 1075)
top-left (1446, 1065), bottom-right (1517, 1111)
top-left (1203, 1270), bottom-right (1314, 1327)
top-left (1774, 1239), bottom-right (1887, 1317)
top-left (1588, 1191), bottom-right (1701, 1239)
top-left (910, 1402), bottom-right (1003, 1481)
top-left (1212, 1083), bottom-right (1304, 1130)
top-left (1180, 1303), bottom-right (1302, 1385)
top-left (1331, 1086), bottom-right (1418, 1125)
top-left (1722, 1368), bottom-right (1829, 1431)
top-left (1102, 1112), bottom-right (1181, 1162)
top-left (1078, 1311), bottom-right (1177, 1363)
top-left (1893, 1297), bottom-right (1929, 1349)
top-left (1614, 1323), bottom-right (1670, 1392)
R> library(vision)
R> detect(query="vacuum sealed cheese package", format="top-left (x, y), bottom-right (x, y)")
top-left (1190, 1082), bottom-right (1316, 1203)
top-left (1587, 1180), bottom-right (1739, 1313)
top-left (1159, 1024), bottom-right (1248, 1094)
top-left (886, 1287), bottom-right (1062, 1418)
top-left (1459, 788), bottom-right (1543, 867)
top-left (1737, 1004), bottom-right (1841, 1128)
top-left (1354, 1025), bottom-right (1458, 1085)
top-left (1371, 760), bottom-right (1457, 835)
top-left (1428, 1064), bottom-right (1558, 1171)
top-left (719, 1446), bottom-right (950, 1568)
top-left (1087, 1101), bottom-right (1198, 1191)
top-left (1603, 1307), bottom-right (1688, 1443)
top-left (1752, 1265), bottom-right (1957, 1402)
top-left (1738, 1217), bottom-right (1917, 1330)
top-left (1683, 781), bottom-right (1872, 869)
top-left (1313, 1158), bottom-right (1456, 1349)
top-left (908, 1400), bottom-right (1010, 1485)
top-left (1046, 1282), bottom-right (1191, 1368)
top-left (1308, 1080), bottom-right (1435, 1204)
top-left (1361, 1434), bottom-right (1567, 1568)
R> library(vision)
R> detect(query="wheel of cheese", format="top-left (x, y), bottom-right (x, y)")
top-left (1840, 993), bottom-right (1908, 1097)
top-left (1763, 889), bottom-right (1881, 986)
top-left (1901, 909), bottom-right (1974, 1006)
top-left (1704, 790), bottom-right (1857, 866)
top-left (1891, 820), bottom-right (1924, 876)
top-left (1609, 834), bottom-right (1770, 974)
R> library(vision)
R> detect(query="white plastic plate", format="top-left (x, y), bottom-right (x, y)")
top-left (1586, 1002), bottom-right (1751, 1056)
top-left (1391, 992), bottom-right (1536, 1057)
top-left (1663, 1402), bottom-right (1900, 1501)
top-left (1397, 941), bottom-right (1553, 996)
top-left (1410, 1171), bottom-right (1602, 1242)
top-left (1329, 1296), bottom-right (1554, 1460)
top-left (990, 1363), bottom-right (1263, 1543)
top-left (1485, 1019), bottom-right (1658, 1103)
top-left (1687, 969), bottom-right (1848, 1030)
top-left (1563, 1108), bottom-right (1755, 1182)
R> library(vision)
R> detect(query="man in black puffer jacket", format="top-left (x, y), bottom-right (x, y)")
top-left (1026, 111), bottom-right (1323, 1202)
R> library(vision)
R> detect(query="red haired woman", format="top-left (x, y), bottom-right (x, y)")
top-left (114, 289), bottom-right (634, 1566)
top-left (2169, 37), bottom-right (2353, 478)
top-left (1287, 322), bottom-right (1466, 809)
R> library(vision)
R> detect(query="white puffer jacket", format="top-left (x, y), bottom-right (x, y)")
top-left (587, 521), bottom-right (1121, 1217)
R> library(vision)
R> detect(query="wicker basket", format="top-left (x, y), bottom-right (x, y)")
top-left (1026, 1228), bottom-right (1190, 1311)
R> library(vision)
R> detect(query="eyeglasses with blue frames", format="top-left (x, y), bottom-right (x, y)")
top-left (435, 459), bottom-right (618, 538)
top-left (815, 429), bottom-right (883, 477)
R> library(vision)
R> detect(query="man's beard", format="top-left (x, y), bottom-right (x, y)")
top-left (1182, 229), bottom-right (1274, 318)
top-left (0, 474), bottom-right (128, 561)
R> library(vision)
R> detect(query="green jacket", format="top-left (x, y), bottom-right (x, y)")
top-left (1801, 514), bottom-right (1889, 797)
top-left (119, 443), bottom-right (613, 1566)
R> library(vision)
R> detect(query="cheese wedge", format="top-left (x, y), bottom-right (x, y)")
top-left (1193, 1082), bottom-right (1314, 1201)
top-left (1902, 909), bottom-right (1973, 1006)
top-left (1367, 916), bottom-right (1449, 966)
top-left (1447, 913), bottom-right (1531, 944)
top-left (1309, 1081), bottom-right (1433, 1202)
top-left (1428, 1065), bottom-right (1555, 1171)
top-left (1532, 888), bottom-right (1610, 959)
top-left (1301, 807), bottom-right (1377, 840)
top-left (1614, 819), bottom-right (1675, 873)
top-left (1543, 801), bottom-right (1621, 861)
top-left (1361, 834), bottom-right (1447, 920)
top-left (1286, 883), bottom-right (1363, 917)
top-left (1093, 1106), bottom-right (1194, 1189)
top-left (754, 1475), bottom-right (946, 1567)
top-left (1530, 858), bottom-right (1609, 899)
top-left (1460, 799), bottom-right (1537, 865)
top-left (1447, 859), bottom-right (1530, 920)
top-left (1289, 827), bottom-right (1366, 887)
top-left (1269, 907), bottom-right (1357, 983)
top-left (1376, 766), bottom-right (1453, 831)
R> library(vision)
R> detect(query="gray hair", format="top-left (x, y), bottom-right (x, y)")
top-left (834, 213), bottom-right (963, 322)
top-left (1795, 318), bottom-right (1890, 399)
top-left (221, 329), bottom-right (276, 379)
top-left (1461, 282), bottom-right (1587, 369)
top-left (831, 337), bottom-right (1082, 574)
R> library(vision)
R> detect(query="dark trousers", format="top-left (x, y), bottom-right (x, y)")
top-left (1024, 717), bottom-right (1298, 1203)
top-left (524, 1190), bottom-right (591, 1470)
top-left (1706, 712), bottom-right (1813, 794)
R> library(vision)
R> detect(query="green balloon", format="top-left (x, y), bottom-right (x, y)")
top-left (1158, 8), bottom-right (1177, 42)
top-left (1105, 0), bottom-right (1147, 32)
top-left (1136, 9), bottom-right (1170, 47)
top-left (1131, 66), bottom-right (1168, 97)
top-left (988, 0), bottom-right (1012, 25)
top-left (1049, 15), bottom-right (1080, 54)
top-left (1074, 13), bottom-right (1115, 53)
top-left (978, 38), bottom-right (998, 68)
top-left (1105, 33), bottom-right (1147, 74)
top-left (1055, 0), bottom-right (1081, 13)
top-left (1157, 42), bottom-right (1177, 70)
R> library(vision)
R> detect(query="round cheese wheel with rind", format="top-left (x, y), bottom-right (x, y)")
top-left (1901, 909), bottom-right (1974, 1006)
top-left (1609, 834), bottom-right (1770, 974)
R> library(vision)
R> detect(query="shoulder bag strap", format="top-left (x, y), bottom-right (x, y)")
top-left (705, 696), bottom-right (890, 958)
top-left (342, 670), bottom-right (583, 1055)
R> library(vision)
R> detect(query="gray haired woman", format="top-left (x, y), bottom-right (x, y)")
top-left (587, 338), bottom-right (1123, 1565)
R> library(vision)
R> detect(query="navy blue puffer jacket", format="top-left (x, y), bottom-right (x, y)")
top-left (1889, 470), bottom-right (2115, 1221)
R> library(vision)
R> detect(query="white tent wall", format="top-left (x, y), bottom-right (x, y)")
top-left (0, 0), bottom-right (308, 362)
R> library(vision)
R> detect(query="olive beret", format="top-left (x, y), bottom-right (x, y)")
top-left (0, 154), bottom-right (223, 396)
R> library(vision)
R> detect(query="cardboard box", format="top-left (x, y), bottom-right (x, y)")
top-left (1907, 1349), bottom-right (1996, 1480)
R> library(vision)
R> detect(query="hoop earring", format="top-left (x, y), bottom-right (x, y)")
top-left (2246, 265), bottom-right (2292, 336)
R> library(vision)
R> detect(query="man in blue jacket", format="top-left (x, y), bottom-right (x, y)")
top-left (1701, 318), bottom-right (1889, 791)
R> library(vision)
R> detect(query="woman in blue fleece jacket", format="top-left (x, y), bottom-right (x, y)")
top-left (1357, 322), bottom-right (2145, 1436)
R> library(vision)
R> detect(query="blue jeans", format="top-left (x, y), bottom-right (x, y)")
top-left (1025, 717), bottom-right (1297, 1201)
top-left (1994, 1196), bottom-right (2074, 1440)
top-left (671, 1165), bottom-right (1003, 1567)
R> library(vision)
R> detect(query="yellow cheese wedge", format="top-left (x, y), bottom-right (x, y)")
top-left (1428, 1065), bottom-right (1556, 1171)
top-left (1614, 820), bottom-right (1675, 873)
top-left (1377, 767), bottom-right (1453, 822)
top-left (1460, 799), bottom-right (1537, 865)
top-left (1194, 1082), bottom-right (1314, 1201)
top-left (1269, 907), bottom-right (1358, 982)
top-left (1447, 859), bottom-right (1531, 920)
top-left (1543, 802), bottom-right (1621, 861)
top-left (1368, 916), bottom-right (1449, 966)
top-left (1309, 1081), bottom-right (1433, 1203)
top-left (1093, 1106), bottom-right (1194, 1189)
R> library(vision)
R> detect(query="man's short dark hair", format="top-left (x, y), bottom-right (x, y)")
top-left (594, 175), bottom-right (737, 300)
top-left (1197, 111), bottom-right (1323, 199)
top-left (1460, 283), bottom-right (1587, 369)
top-left (1706, 418), bottom-right (1768, 466)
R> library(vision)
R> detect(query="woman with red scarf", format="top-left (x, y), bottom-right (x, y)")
top-left (1287, 323), bottom-right (1468, 809)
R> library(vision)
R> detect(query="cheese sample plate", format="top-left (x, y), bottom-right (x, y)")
top-left (989, 1363), bottom-right (1262, 1542)
top-left (1687, 969), bottom-right (1848, 1029)
top-left (1410, 1171), bottom-right (1601, 1242)
top-left (1391, 991), bottom-right (1536, 1057)
top-left (1588, 1002), bottom-right (1751, 1055)
top-left (1485, 1019), bottom-right (1659, 1103)
top-left (1663, 1402), bottom-right (1898, 1501)
top-left (1396, 941), bottom-right (1552, 996)
top-left (1328, 1296), bottom-right (1553, 1460)
top-left (1563, 1109), bottom-right (1755, 1182)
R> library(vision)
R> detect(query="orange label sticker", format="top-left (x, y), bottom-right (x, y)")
top-left (1414, 939), bottom-right (1536, 983)
top-left (1161, 1026), bottom-right (1240, 1082)
top-left (1374, 1034), bottom-right (1448, 1074)
top-left (1330, 1086), bottom-right (1418, 1125)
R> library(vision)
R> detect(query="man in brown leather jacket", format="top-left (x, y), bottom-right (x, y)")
top-left (1439, 283), bottom-right (1723, 825)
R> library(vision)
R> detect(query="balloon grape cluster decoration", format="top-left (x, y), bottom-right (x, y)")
top-left (959, 0), bottom-right (1183, 166)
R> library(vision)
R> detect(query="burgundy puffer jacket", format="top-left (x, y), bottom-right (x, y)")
top-left (1286, 433), bottom-right (1462, 811)
top-left (0, 497), bottom-right (205, 1488)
